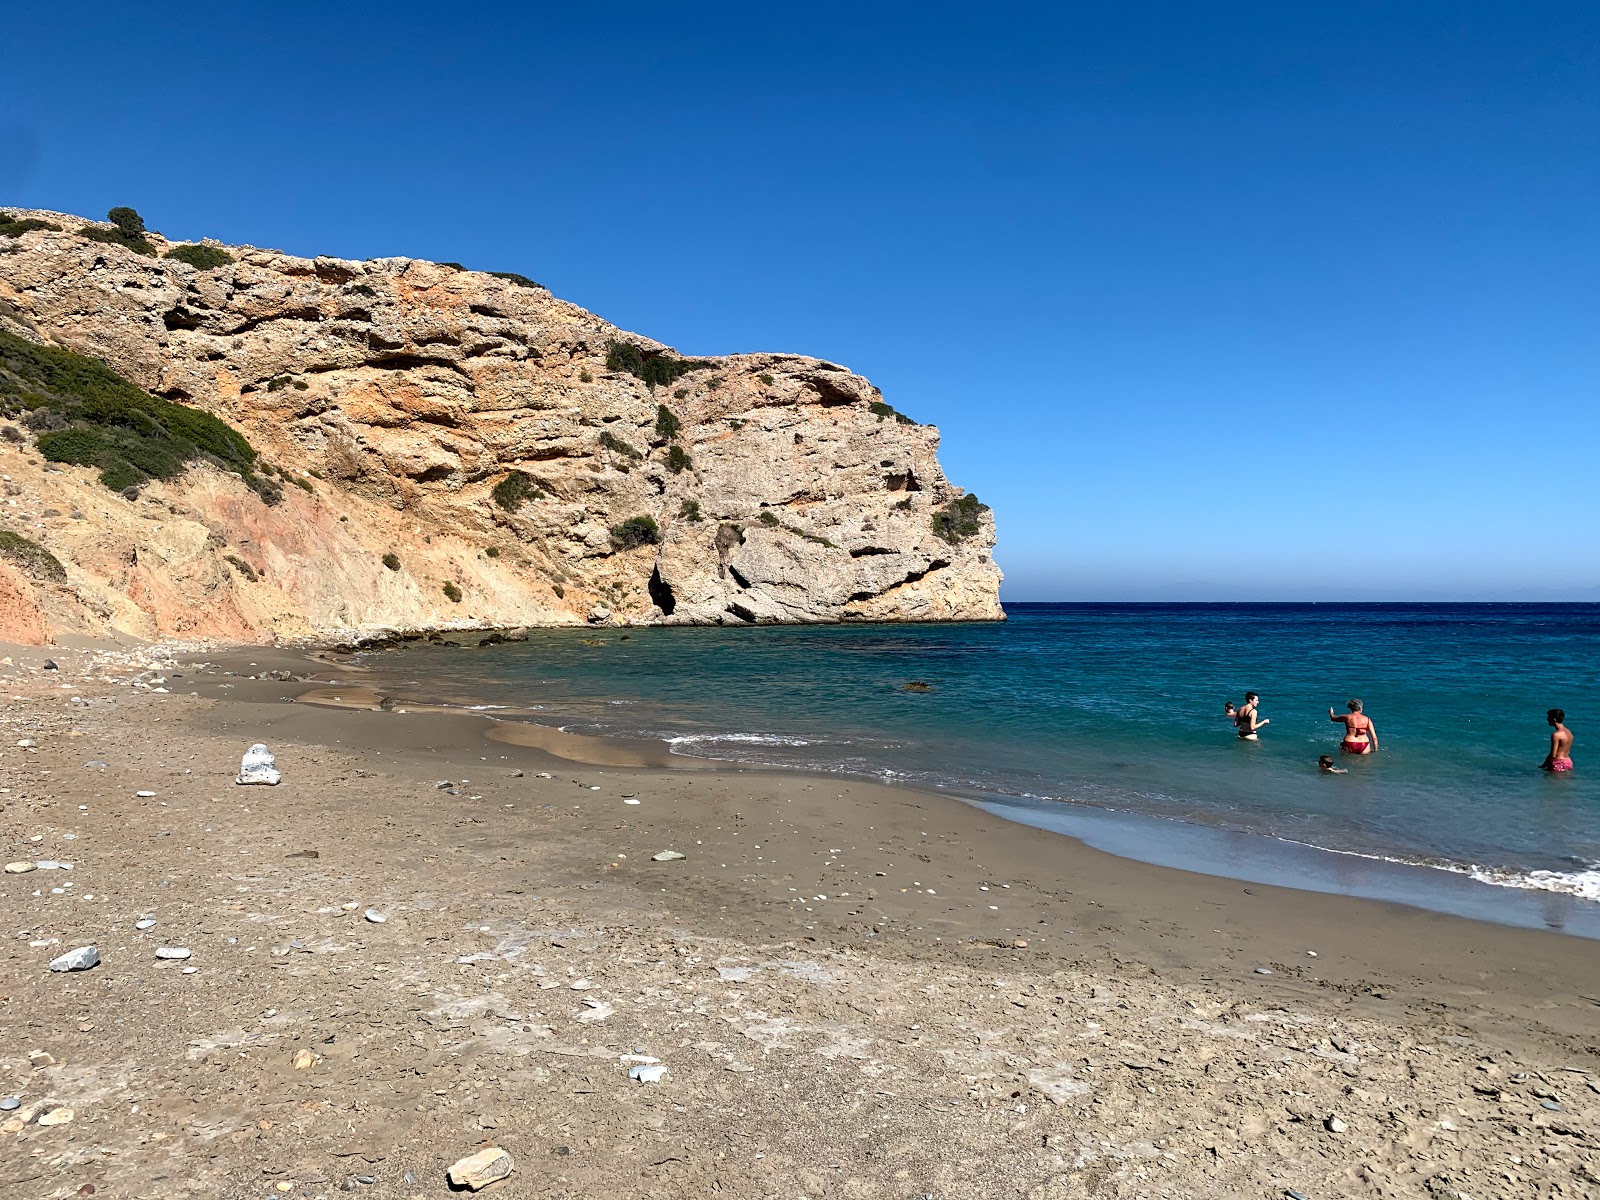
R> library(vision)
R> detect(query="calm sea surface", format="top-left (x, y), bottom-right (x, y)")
top-left (360, 604), bottom-right (1600, 931)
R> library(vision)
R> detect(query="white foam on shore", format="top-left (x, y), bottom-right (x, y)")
top-left (667, 733), bottom-right (814, 749)
top-left (1274, 836), bottom-right (1600, 901)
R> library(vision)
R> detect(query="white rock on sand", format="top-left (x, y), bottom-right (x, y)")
top-left (236, 743), bottom-right (281, 786)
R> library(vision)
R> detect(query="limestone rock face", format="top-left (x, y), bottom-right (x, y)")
top-left (0, 210), bottom-right (1002, 642)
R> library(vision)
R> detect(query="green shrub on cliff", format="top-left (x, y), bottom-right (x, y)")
top-left (491, 470), bottom-right (543, 511)
top-left (0, 329), bottom-right (270, 499)
top-left (488, 271), bottom-right (542, 289)
top-left (610, 515), bottom-right (662, 550)
top-left (0, 214), bottom-right (61, 238)
top-left (166, 243), bottom-right (233, 270)
top-left (382, 552), bottom-right (401, 571)
top-left (0, 529), bottom-right (67, 583)
top-left (666, 445), bottom-right (692, 473)
top-left (654, 404), bottom-right (680, 441)
top-left (930, 494), bottom-right (989, 544)
top-left (869, 400), bottom-right (914, 425)
top-left (80, 207), bottom-right (154, 256)
top-left (598, 430), bottom-right (642, 459)
top-left (443, 581), bottom-right (463, 603)
top-left (605, 340), bottom-right (713, 390)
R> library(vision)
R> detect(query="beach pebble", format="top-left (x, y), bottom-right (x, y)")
top-left (135, 919), bottom-right (156, 930)
top-left (363, 909), bottom-right (386, 924)
top-left (135, 790), bottom-right (157, 798)
top-left (1325, 1115), bottom-right (1348, 1133)
top-left (236, 742), bottom-right (281, 786)
top-left (624, 798), bottom-right (641, 805)
top-left (0, 1097), bottom-right (18, 1111)
top-left (36, 1106), bottom-right (74, 1126)
top-left (29, 1050), bottom-right (55, 1069)
top-left (1254, 967), bottom-right (1273, 975)
top-left (293, 1049), bottom-right (316, 1070)
top-left (652, 850), bottom-right (686, 862)
top-left (16, 739), bottom-right (36, 748)
top-left (1540, 1100), bottom-right (1564, 1112)
top-left (48, 946), bottom-right (100, 972)
top-left (628, 1063), bottom-right (669, 1083)
top-left (35, 860), bottom-right (71, 870)
top-left (446, 1147), bottom-right (514, 1191)
top-left (1285, 1191), bottom-right (1309, 1200)
top-left (3, 861), bottom-right (35, 874)
top-left (154, 946), bottom-right (192, 960)
top-left (85, 759), bottom-right (108, 769)
top-left (182, 966), bottom-right (198, 974)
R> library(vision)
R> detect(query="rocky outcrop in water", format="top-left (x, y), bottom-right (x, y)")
top-left (0, 208), bottom-right (1002, 644)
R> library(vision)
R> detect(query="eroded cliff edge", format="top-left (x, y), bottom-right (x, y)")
top-left (0, 209), bottom-right (1002, 644)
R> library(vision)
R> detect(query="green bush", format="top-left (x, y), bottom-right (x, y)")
top-left (484, 546), bottom-right (500, 558)
top-left (488, 271), bottom-right (542, 289)
top-left (293, 476), bottom-right (314, 493)
top-left (0, 530), bottom-right (67, 583)
top-left (491, 469), bottom-right (543, 511)
top-left (758, 510), bottom-right (780, 527)
top-left (443, 581), bottom-right (463, 602)
top-left (165, 243), bottom-right (233, 270)
top-left (869, 400), bottom-right (914, 425)
top-left (579, 368), bottom-right (594, 383)
top-left (224, 554), bottom-right (258, 582)
top-left (108, 207), bottom-right (145, 238)
top-left (382, 552), bottom-right (401, 571)
top-left (610, 515), bottom-right (662, 550)
top-left (654, 404), bottom-right (681, 440)
top-left (930, 494), bottom-right (990, 544)
top-left (0, 215), bottom-right (61, 238)
top-left (605, 339), bottom-right (712, 390)
top-left (266, 375), bottom-right (292, 392)
top-left (598, 430), bottom-right (641, 459)
top-left (36, 427), bottom-right (107, 466)
top-left (2, 329), bottom-right (268, 499)
top-left (758, 373), bottom-right (774, 386)
top-left (666, 444), bottom-right (692, 473)
top-left (678, 499), bottom-right (702, 522)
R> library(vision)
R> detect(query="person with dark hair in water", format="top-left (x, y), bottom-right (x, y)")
top-left (1236, 691), bottom-right (1268, 740)
top-left (1541, 708), bottom-right (1574, 773)
top-left (1329, 698), bottom-right (1378, 754)
top-left (1318, 754), bottom-right (1347, 774)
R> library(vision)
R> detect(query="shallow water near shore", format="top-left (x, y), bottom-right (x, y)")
top-left (354, 602), bottom-right (1600, 931)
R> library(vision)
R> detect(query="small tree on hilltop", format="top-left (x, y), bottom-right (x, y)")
top-left (108, 207), bottom-right (146, 238)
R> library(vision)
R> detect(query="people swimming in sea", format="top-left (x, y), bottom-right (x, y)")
top-left (1223, 701), bottom-right (1237, 722)
top-left (1318, 754), bottom-right (1347, 774)
top-left (1329, 698), bottom-right (1378, 754)
top-left (1235, 691), bottom-right (1268, 740)
top-left (1541, 708), bottom-right (1574, 773)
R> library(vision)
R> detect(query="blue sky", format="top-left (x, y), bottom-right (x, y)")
top-left (4, 2), bottom-right (1595, 600)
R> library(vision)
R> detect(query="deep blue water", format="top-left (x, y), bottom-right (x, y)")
top-left (362, 603), bottom-right (1600, 923)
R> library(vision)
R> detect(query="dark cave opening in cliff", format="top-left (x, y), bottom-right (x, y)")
top-left (648, 565), bottom-right (676, 616)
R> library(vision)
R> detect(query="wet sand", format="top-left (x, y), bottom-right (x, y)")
top-left (1, 640), bottom-right (1597, 1198)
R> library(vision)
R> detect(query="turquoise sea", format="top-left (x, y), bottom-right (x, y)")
top-left (360, 604), bottom-right (1600, 935)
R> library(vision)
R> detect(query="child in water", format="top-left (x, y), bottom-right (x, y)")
top-left (1318, 755), bottom-right (1347, 774)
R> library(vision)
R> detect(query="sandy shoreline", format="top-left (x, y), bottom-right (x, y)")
top-left (2, 640), bottom-right (1597, 1198)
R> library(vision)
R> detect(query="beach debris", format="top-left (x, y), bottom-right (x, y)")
top-left (135, 919), bottom-right (157, 930)
top-left (628, 1063), bottom-right (669, 1084)
top-left (236, 743), bottom-right (281, 786)
top-left (29, 1050), bottom-right (55, 1069)
top-left (363, 909), bottom-right (387, 924)
top-left (155, 947), bottom-right (192, 960)
top-left (1325, 1115), bottom-right (1348, 1134)
top-left (0, 1097), bottom-right (18, 1111)
top-left (652, 850), bottom-right (686, 862)
top-left (49, 946), bottom-right (100, 972)
top-left (446, 1147), bottom-right (514, 1191)
top-left (293, 1049), bottom-right (316, 1070)
top-left (135, 790), bottom-right (157, 798)
top-left (36, 1106), bottom-right (74, 1126)
top-left (4, 861), bottom-right (35, 874)
top-left (579, 999), bottom-right (615, 1022)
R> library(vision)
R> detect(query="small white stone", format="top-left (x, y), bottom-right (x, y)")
top-left (135, 919), bottom-right (156, 930)
top-left (363, 909), bottom-right (386, 924)
top-left (135, 790), bottom-right (156, 798)
top-left (155, 946), bottom-right (192, 960)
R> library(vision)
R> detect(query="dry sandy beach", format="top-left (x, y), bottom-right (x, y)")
top-left (2, 640), bottom-right (1597, 1199)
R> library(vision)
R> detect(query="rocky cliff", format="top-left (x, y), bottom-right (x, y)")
top-left (0, 208), bottom-right (1002, 645)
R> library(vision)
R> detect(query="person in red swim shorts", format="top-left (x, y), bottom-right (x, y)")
top-left (1329, 698), bottom-right (1378, 754)
top-left (1541, 708), bottom-right (1574, 773)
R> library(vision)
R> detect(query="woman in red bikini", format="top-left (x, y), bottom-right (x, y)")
top-left (1329, 698), bottom-right (1378, 754)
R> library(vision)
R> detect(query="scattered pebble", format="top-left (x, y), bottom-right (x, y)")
top-left (135, 919), bottom-right (157, 930)
top-left (237, 743), bottom-right (281, 786)
top-left (1254, 967), bottom-right (1273, 975)
top-left (1325, 1115), bottom-right (1348, 1133)
top-left (293, 1049), bottom-right (316, 1070)
top-left (3, 861), bottom-right (35, 874)
top-left (0, 1097), bottom-right (18, 1111)
top-left (155, 946), bottom-right (192, 960)
top-left (28, 1050), bottom-right (55, 1069)
top-left (629, 1063), bottom-right (669, 1083)
top-left (36, 1106), bottom-right (74, 1126)
top-left (363, 909), bottom-right (386, 924)
top-left (135, 790), bottom-right (157, 798)
top-left (653, 850), bottom-right (686, 862)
